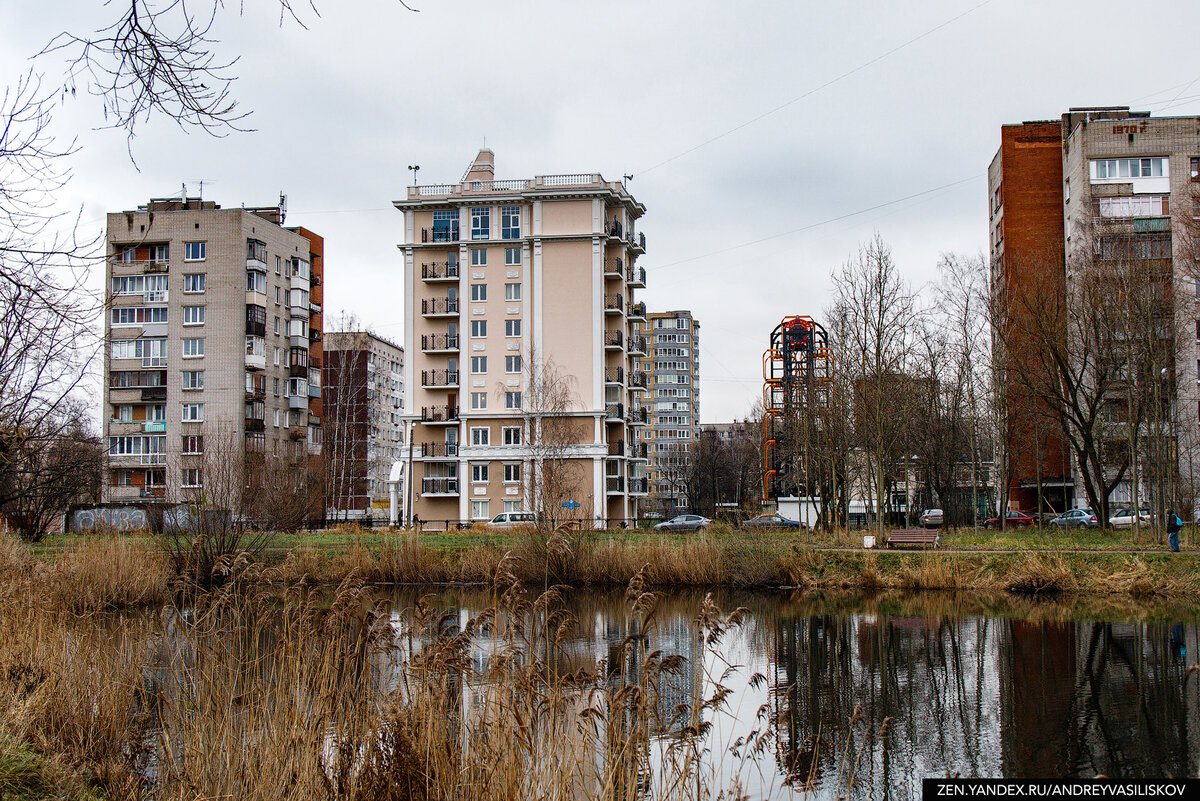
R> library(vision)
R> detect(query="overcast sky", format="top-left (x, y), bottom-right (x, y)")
top-left (6, 0), bottom-right (1200, 422)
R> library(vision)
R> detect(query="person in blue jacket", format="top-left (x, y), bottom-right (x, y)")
top-left (1167, 508), bottom-right (1182, 552)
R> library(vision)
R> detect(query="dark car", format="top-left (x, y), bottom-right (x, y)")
top-left (1048, 508), bottom-right (1098, 529)
top-left (653, 514), bottom-right (711, 532)
top-left (983, 510), bottom-right (1035, 530)
top-left (743, 513), bottom-right (804, 530)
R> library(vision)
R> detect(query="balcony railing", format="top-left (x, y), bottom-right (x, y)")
top-left (421, 297), bottom-right (460, 317)
top-left (604, 294), bottom-right (624, 314)
top-left (420, 442), bottom-right (459, 458)
top-left (605, 475), bottom-right (625, 493)
top-left (140, 387), bottom-right (167, 401)
top-left (421, 333), bottom-right (459, 352)
top-left (608, 439), bottom-right (625, 456)
top-left (629, 266), bottom-right (646, 287)
top-left (628, 336), bottom-right (647, 356)
top-left (630, 442), bottom-right (649, 460)
top-left (244, 418), bottom-right (265, 433)
top-left (628, 371), bottom-right (647, 389)
top-left (627, 407), bottom-right (649, 426)
top-left (605, 257), bottom-right (624, 278)
top-left (421, 227), bottom-right (460, 243)
top-left (604, 402), bottom-right (624, 421)
top-left (309, 329), bottom-right (322, 343)
top-left (421, 261), bottom-right (460, 281)
top-left (604, 219), bottom-right (625, 239)
top-left (629, 477), bottom-right (649, 494)
top-left (604, 329), bottom-right (624, 349)
top-left (421, 369), bottom-right (459, 387)
top-left (422, 477), bottom-right (459, 495)
top-left (604, 366), bottom-right (625, 384)
top-left (628, 301), bottom-right (646, 320)
top-left (142, 420), bottom-right (166, 433)
top-left (421, 405), bottom-right (459, 423)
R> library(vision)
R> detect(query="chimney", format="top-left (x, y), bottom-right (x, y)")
top-left (463, 149), bottom-right (495, 182)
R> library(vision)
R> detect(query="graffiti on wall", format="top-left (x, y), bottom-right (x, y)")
top-left (70, 506), bottom-right (148, 532)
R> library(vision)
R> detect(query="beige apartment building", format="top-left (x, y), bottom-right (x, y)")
top-left (635, 310), bottom-right (701, 516)
top-left (395, 150), bottom-right (650, 525)
top-left (103, 197), bottom-right (324, 506)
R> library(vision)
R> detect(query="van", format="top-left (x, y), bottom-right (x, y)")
top-left (488, 512), bottom-right (537, 529)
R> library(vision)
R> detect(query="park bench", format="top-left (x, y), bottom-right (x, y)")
top-left (885, 529), bottom-right (940, 549)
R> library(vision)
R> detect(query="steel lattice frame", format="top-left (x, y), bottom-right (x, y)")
top-left (762, 316), bottom-right (831, 500)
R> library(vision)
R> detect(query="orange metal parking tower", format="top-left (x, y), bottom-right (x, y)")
top-left (762, 316), bottom-right (831, 501)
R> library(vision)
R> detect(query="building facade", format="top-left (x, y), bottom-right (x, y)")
top-left (103, 197), bottom-right (324, 508)
top-left (396, 150), bottom-right (650, 525)
top-left (323, 331), bottom-right (405, 520)
top-left (991, 107), bottom-right (1200, 515)
top-left (635, 310), bottom-right (700, 515)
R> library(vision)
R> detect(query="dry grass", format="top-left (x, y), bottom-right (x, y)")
top-left (1004, 553), bottom-right (1078, 596)
top-left (46, 535), bottom-right (169, 613)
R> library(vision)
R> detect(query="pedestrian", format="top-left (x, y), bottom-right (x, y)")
top-left (1167, 508), bottom-right (1182, 552)
top-left (412, 512), bottom-right (422, 534)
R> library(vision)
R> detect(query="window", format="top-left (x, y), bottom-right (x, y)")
top-left (432, 209), bottom-right (459, 242)
top-left (110, 307), bottom-right (168, 326)
top-left (471, 500), bottom-right (490, 520)
top-left (471, 207), bottom-right (491, 240)
top-left (292, 258), bottom-right (310, 280)
top-left (503, 500), bottom-right (521, 514)
top-left (183, 306), bottom-right (205, 325)
top-left (148, 244), bottom-right (169, 263)
top-left (182, 468), bottom-right (202, 488)
top-left (118, 247), bottom-right (135, 263)
top-left (273, 377), bottom-right (280, 396)
top-left (182, 403), bottom-right (204, 422)
top-left (505, 282), bottom-right (521, 301)
top-left (470, 284), bottom-right (488, 301)
top-left (505, 355), bottom-right (521, 373)
top-left (182, 370), bottom-right (204, 390)
top-left (290, 288), bottom-right (308, 308)
top-left (471, 320), bottom-right (487, 338)
top-left (470, 248), bottom-right (487, 266)
top-left (1097, 233), bottom-right (1172, 260)
top-left (471, 426), bottom-right (490, 445)
top-left (180, 272), bottom-right (204, 293)
top-left (274, 317), bottom-right (281, 335)
top-left (470, 392), bottom-right (487, 411)
top-left (274, 409), bottom-right (280, 427)
top-left (505, 247), bottom-right (521, 266)
top-left (182, 435), bottom-right (203, 455)
top-left (471, 463), bottom-right (489, 483)
top-left (503, 463), bottom-right (521, 483)
top-left (505, 391), bottom-right (522, 409)
top-left (246, 271), bottom-right (266, 294)
top-left (274, 347), bottom-right (281, 366)
top-left (247, 239), bottom-right (267, 262)
top-left (505, 319), bottom-right (521, 337)
top-left (184, 242), bottom-right (206, 261)
top-left (1092, 156), bottom-right (1168, 181)
top-left (182, 338), bottom-right (205, 358)
top-left (502, 426), bottom-right (522, 445)
top-left (471, 356), bottom-right (487, 373)
top-left (275, 256), bottom-right (282, 275)
top-left (1093, 195), bottom-right (1169, 218)
top-left (501, 206), bottom-right (520, 239)
top-left (275, 286), bottom-right (281, 304)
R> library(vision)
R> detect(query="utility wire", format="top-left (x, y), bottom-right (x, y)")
top-left (636, 0), bottom-right (996, 177)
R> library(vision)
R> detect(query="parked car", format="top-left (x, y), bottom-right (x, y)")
top-left (983, 510), bottom-right (1035, 530)
top-left (653, 514), bottom-right (711, 532)
top-left (487, 511), bottom-right (537, 529)
top-left (743, 513), bottom-right (804, 530)
top-left (918, 509), bottom-right (943, 528)
top-left (1048, 508), bottom-right (1098, 529)
top-left (1108, 508), bottom-right (1152, 529)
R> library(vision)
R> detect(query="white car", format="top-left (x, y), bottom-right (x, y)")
top-left (487, 512), bottom-right (537, 529)
top-left (1108, 508), bottom-right (1151, 529)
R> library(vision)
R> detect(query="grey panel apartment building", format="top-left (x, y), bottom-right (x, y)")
top-left (103, 197), bottom-right (324, 505)
top-left (635, 310), bottom-right (700, 515)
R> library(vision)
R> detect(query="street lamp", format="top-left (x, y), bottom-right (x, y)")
top-left (407, 165), bottom-right (420, 187)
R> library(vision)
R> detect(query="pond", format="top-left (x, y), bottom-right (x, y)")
top-left (376, 586), bottom-right (1200, 797)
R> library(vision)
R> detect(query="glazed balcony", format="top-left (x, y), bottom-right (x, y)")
top-left (421, 333), bottom-right (459, 353)
top-left (604, 329), bottom-right (624, 350)
top-left (421, 369), bottom-right (459, 388)
top-left (421, 297), bottom-right (459, 318)
top-left (421, 405), bottom-right (459, 424)
top-left (421, 260), bottom-right (460, 282)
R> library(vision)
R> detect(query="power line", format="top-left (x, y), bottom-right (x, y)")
top-left (652, 174), bottom-right (981, 272)
top-left (636, 0), bottom-right (996, 177)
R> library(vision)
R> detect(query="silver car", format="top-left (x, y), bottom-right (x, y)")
top-left (1108, 508), bottom-right (1151, 529)
top-left (653, 514), bottom-right (711, 532)
top-left (919, 509), bottom-right (943, 529)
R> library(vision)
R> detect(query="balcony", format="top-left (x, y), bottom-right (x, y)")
top-left (628, 371), bottom-right (648, 390)
top-left (141, 261), bottom-right (169, 274)
top-left (629, 265), bottom-right (646, 288)
top-left (604, 219), bottom-right (625, 240)
top-left (289, 362), bottom-right (308, 379)
top-left (289, 299), bottom-right (310, 319)
top-left (245, 384), bottom-right (266, 400)
top-left (421, 333), bottom-right (459, 353)
top-left (288, 395), bottom-right (308, 410)
top-left (309, 328), bottom-right (322, 343)
top-left (629, 477), bottom-right (649, 494)
top-left (626, 407), bottom-right (649, 426)
top-left (604, 294), bottom-right (624, 315)
top-left (628, 301), bottom-right (646, 321)
top-left (605, 475), bottom-right (625, 494)
top-left (604, 366), bottom-right (624, 385)
top-left (630, 442), bottom-right (649, 460)
top-left (308, 384), bottom-right (321, 399)
top-left (608, 439), bottom-right (625, 456)
top-left (632, 232), bottom-right (646, 254)
top-left (604, 257), bottom-right (624, 279)
top-left (420, 227), bottom-right (460, 244)
top-left (422, 261), bottom-right (460, 281)
top-left (289, 426), bottom-right (307, 440)
top-left (421, 297), bottom-right (460, 317)
top-left (310, 301), bottom-right (322, 314)
top-left (245, 417), bottom-right (265, 433)
top-left (247, 257), bottom-right (267, 274)
top-left (142, 420), bottom-right (166, 433)
top-left (422, 477), bottom-right (460, 495)
top-left (604, 329), bottom-right (623, 350)
top-left (421, 405), bottom-right (459, 424)
top-left (140, 387), bottom-right (167, 401)
top-left (420, 442), bottom-right (460, 458)
top-left (140, 453), bottom-right (166, 466)
top-left (246, 306), bottom-right (266, 337)
top-left (628, 336), bottom-right (647, 356)
top-left (421, 369), bottom-right (459, 388)
top-left (604, 402), bottom-right (624, 421)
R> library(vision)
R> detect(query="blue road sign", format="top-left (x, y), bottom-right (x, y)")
top-left (561, 499), bottom-right (581, 509)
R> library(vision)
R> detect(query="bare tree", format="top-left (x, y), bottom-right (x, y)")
top-left (323, 320), bottom-right (376, 523)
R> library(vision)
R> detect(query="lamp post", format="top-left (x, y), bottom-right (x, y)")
top-left (407, 165), bottom-right (420, 187)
